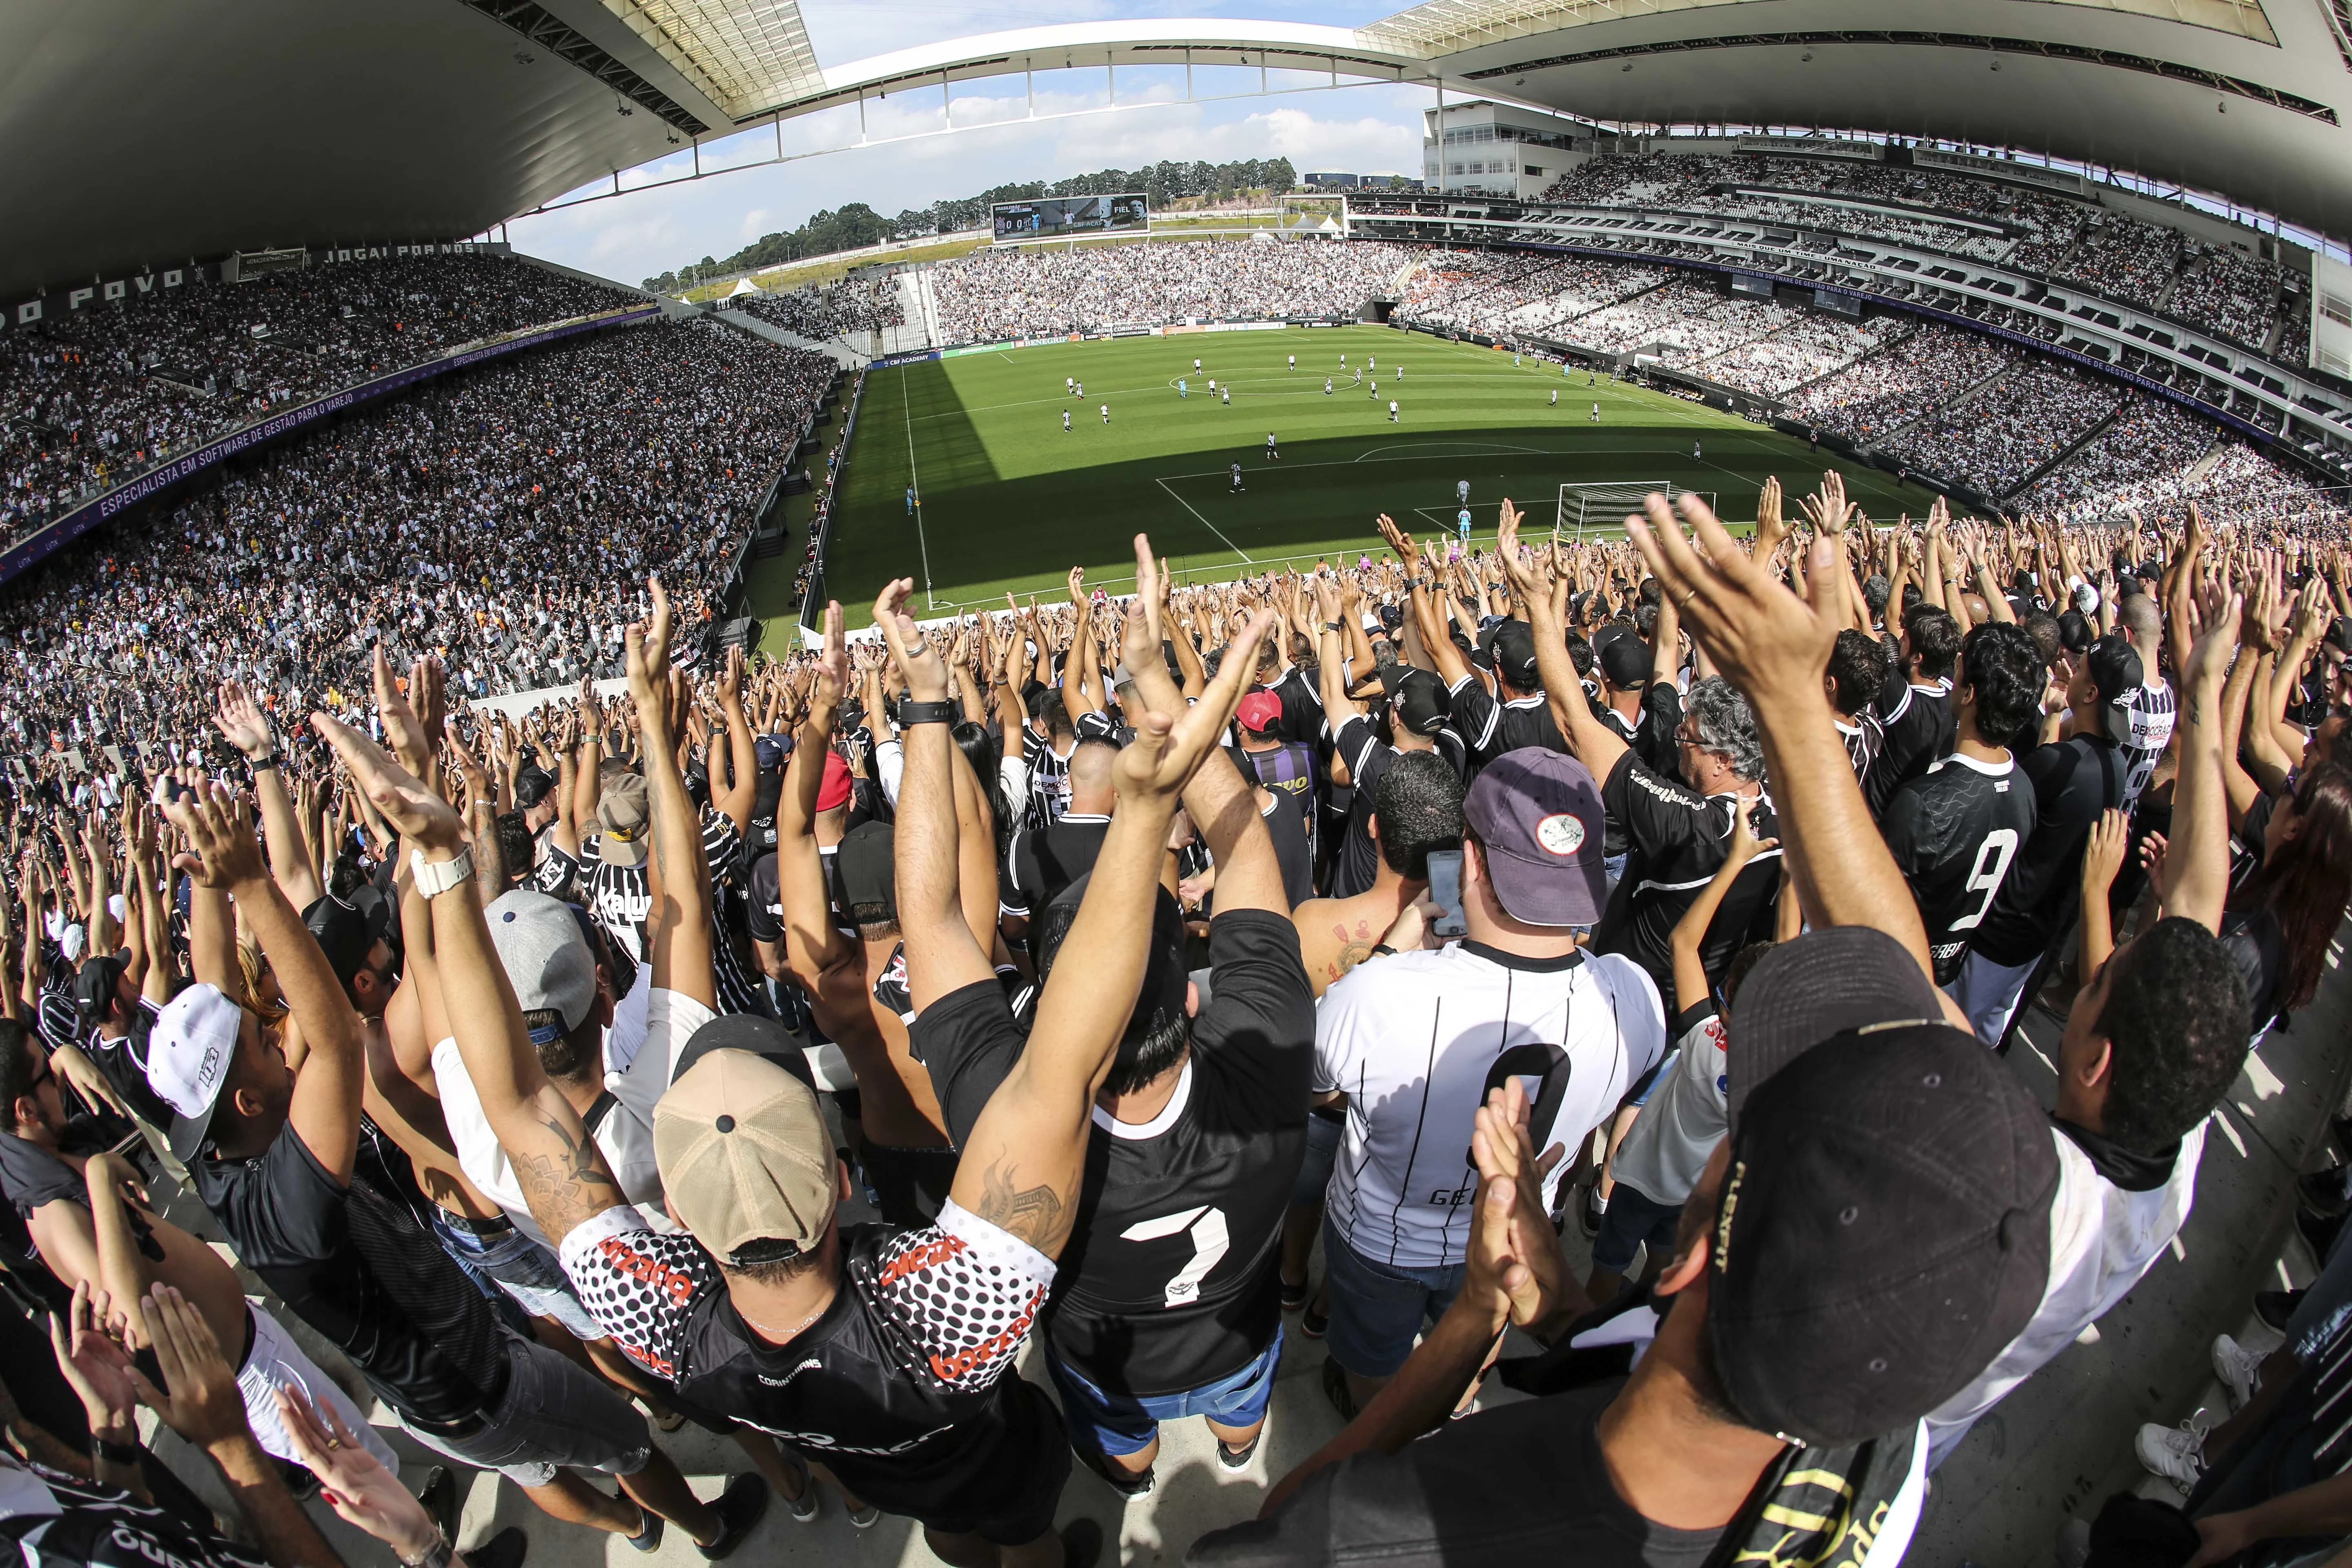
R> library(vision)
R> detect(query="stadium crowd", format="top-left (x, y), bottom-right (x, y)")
top-left (931, 240), bottom-right (1421, 341)
top-left (1527, 150), bottom-right (2295, 353)
top-left (0, 315), bottom-right (834, 772)
top-left (5, 456), bottom-right (2352, 1568)
top-left (2, 256), bottom-right (637, 546)
top-left (721, 274), bottom-right (905, 341)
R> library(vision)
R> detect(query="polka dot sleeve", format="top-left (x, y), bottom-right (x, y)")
top-left (559, 1206), bottom-right (717, 1384)
top-left (863, 1199), bottom-right (1055, 1391)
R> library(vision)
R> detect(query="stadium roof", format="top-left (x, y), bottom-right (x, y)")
top-left (9, 0), bottom-right (2352, 300)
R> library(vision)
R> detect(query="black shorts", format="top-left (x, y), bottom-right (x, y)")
top-left (860, 1141), bottom-right (960, 1229)
top-left (914, 1379), bottom-right (1071, 1545)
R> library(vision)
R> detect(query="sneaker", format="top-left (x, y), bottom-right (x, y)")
top-left (414, 1466), bottom-right (459, 1548)
top-left (624, 1507), bottom-right (663, 1554)
top-left (1280, 1275), bottom-right (1310, 1313)
top-left (1579, 1183), bottom-right (1607, 1239)
top-left (2256, 1288), bottom-right (2307, 1332)
top-left (467, 1529), bottom-right (527, 1568)
top-left (1059, 1518), bottom-right (1106, 1568)
top-left (1216, 1429), bottom-right (1264, 1471)
top-left (1321, 1356), bottom-right (1360, 1422)
top-left (2297, 1204), bottom-right (2345, 1261)
top-left (2214, 1333), bottom-right (2265, 1412)
top-left (847, 1504), bottom-right (881, 1530)
top-left (1078, 1443), bottom-right (1155, 1500)
top-left (779, 1454), bottom-right (819, 1525)
top-left (2300, 1166), bottom-right (2352, 1217)
top-left (694, 1474), bottom-right (770, 1561)
top-left (2134, 1414), bottom-right (2211, 1489)
top-left (1300, 1300), bottom-right (1329, 1339)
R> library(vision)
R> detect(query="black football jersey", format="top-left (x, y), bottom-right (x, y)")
top-left (1880, 753), bottom-right (2038, 985)
top-left (913, 911), bottom-right (1316, 1397)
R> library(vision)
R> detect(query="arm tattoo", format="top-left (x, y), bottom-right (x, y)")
top-left (512, 1105), bottom-right (626, 1234)
top-left (975, 1159), bottom-right (1066, 1251)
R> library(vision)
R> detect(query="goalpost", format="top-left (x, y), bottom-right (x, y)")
top-left (1552, 481), bottom-right (1715, 542)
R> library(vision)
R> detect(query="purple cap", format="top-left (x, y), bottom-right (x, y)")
top-left (1464, 748), bottom-right (1606, 927)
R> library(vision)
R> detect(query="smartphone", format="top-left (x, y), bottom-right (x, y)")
top-left (1425, 849), bottom-right (1468, 940)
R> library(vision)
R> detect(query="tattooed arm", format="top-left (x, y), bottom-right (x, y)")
top-left (311, 714), bottom-right (628, 1247)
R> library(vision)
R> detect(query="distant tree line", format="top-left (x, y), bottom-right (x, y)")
top-left (644, 158), bottom-right (1298, 292)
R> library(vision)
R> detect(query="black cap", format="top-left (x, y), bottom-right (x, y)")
top-left (673, 1013), bottom-right (816, 1087)
top-left (1724, 928), bottom-right (1944, 1124)
top-left (1598, 635), bottom-right (1651, 691)
top-left (2083, 634), bottom-right (2143, 736)
top-left (1034, 878), bottom-right (1188, 1067)
top-left (1490, 621), bottom-right (1540, 691)
top-left (835, 820), bottom-right (897, 918)
top-left (1386, 667), bottom-right (1450, 737)
top-left (1709, 1020), bottom-right (2058, 1447)
top-left (513, 767), bottom-right (557, 810)
top-left (302, 894), bottom-right (388, 993)
top-left (73, 954), bottom-right (127, 1021)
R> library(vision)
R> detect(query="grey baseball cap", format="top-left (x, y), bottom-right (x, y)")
top-left (1463, 748), bottom-right (1607, 927)
top-left (485, 891), bottom-right (597, 1045)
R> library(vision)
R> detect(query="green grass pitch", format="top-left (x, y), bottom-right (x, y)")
top-left (768, 324), bottom-right (1940, 634)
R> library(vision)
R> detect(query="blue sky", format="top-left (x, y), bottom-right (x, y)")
top-left (505, 0), bottom-right (1437, 285)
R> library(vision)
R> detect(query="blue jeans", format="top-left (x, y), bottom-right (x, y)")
top-left (1290, 1109), bottom-right (1344, 1208)
top-left (1590, 1179), bottom-right (1683, 1275)
top-left (1322, 1215), bottom-right (1464, 1379)
top-left (1047, 1327), bottom-right (1284, 1458)
top-left (432, 1212), bottom-right (602, 1342)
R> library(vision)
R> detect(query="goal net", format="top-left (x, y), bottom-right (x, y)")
top-left (1553, 481), bottom-right (1714, 541)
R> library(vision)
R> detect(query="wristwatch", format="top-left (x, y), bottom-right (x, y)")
top-left (897, 698), bottom-right (958, 726)
top-left (247, 750), bottom-right (280, 771)
top-left (410, 847), bottom-right (474, 900)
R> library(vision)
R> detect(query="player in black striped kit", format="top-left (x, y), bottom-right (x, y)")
top-left (1879, 622), bottom-right (2044, 986)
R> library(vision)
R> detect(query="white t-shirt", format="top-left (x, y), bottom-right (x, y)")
top-left (1314, 942), bottom-right (1665, 1270)
top-left (1922, 1119), bottom-right (2205, 1467)
top-left (1607, 999), bottom-right (1727, 1209)
top-left (430, 986), bottom-right (711, 1250)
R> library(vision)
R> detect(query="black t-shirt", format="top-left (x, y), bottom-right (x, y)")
top-left (1190, 1383), bottom-right (1719, 1567)
top-left (0, 1463), bottom-right (269, 1568)
top-left (190, 1125), bottom-right (509, 1428)
top-left (913, 910), bottom-right (1316, 1397)
top-left (529, 828), bottom-right (579, 902)
top-left (1865, 679), bottom-right (1958, 819)
top-left (1880, 753), bottom-right (2038, 985)
top-left (1592, 753), bottom-right (1782, 1011)
top-left (1968, 733), bottom-right (2128, 969)
top-left (1005, 813), bottom-right (1110, 917)
top-left (1448, 677), bottom-right (1566, 768)
top-left (1331, 715), bottom-right (1465, 900)
top-left (1260, 795), bottom-right (1314, 912)
top-left (0, 1133), bottom-right (90, 1221)
top-left (1634, 680), bottom-right (1683, 779)
top-left (85, 1005), bottom-right (176, 1131)
top-left (558, 1201), bottom-right (1064, 1528)
top-left (1272, 666), bottom-right (1324, 746)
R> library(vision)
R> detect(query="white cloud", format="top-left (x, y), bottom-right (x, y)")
top-left (505, 72), bottom-right (1431, 285)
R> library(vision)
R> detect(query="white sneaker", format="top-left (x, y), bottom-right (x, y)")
top-left (2214, 1333), bottom-right (2265, 1412)
top-left (2134, 1413), bottom-right (2211, 1489)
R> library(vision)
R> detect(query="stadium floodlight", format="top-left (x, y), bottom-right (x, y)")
top-left (1553, 481), bottom-right (1714, 541)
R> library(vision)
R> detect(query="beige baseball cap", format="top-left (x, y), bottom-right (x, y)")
top-left (653, 1050), bottom-right (837, 1266)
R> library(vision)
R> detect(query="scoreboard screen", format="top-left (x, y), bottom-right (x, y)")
top-left (991, 193), bottom-right (1148, 240)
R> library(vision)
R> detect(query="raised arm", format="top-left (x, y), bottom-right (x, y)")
top-left (2158, 584), bottom-right (2241, 934)
top-left (1123, 537), bottom-right (1286, 916)
top-left (162, 783), bottom-right (363, 1183)
top-left (1499, 502), bottom-right (1630, 781)
top-left (633, 580), bottom-right (715, 1007)
top-left (935, 582), bottom-right (1277, 1260)
top-left (1626, 492), bottom-right (1938, 980)
top-left (709, 645), bottom-right (758, 838)
top-left (777, 606), bottom-right (857, 987)
top-left (882, 582), bottom-right (998, 1014)
top-left (1671, 799), bottom-right (1774, 1011)
top-left (212, 683), bottom-right (321, 910)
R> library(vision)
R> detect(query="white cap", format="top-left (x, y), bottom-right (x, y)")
top-left (146, 983), bottom-right (243, 1161)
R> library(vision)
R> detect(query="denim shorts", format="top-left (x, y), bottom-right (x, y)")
top-left (1590, 1179), bottom-right (1684, 1275)
top-left (1322, 1215), bottom-right (1464, 1379)
top-left (432, 1210), bottom-right (604, 1343)
top-left (1047, 1327), bottom-right (1285, 1458)
top-left (1290, 1109), bottom-right (1344, 1209)
top-left (401, 1330), bottom-right (653, 1489)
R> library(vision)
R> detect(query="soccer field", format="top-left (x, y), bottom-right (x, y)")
top-left (789, 324), bottom-right (1938, 631)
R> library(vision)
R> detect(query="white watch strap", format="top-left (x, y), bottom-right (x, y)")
top-left (409, 847), bottom-right (474, 899)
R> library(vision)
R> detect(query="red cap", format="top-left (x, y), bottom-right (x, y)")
top-left (1236, 692), bottom-right (1283, 734)
top-left (817, 751), bottom-right (853, 813)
